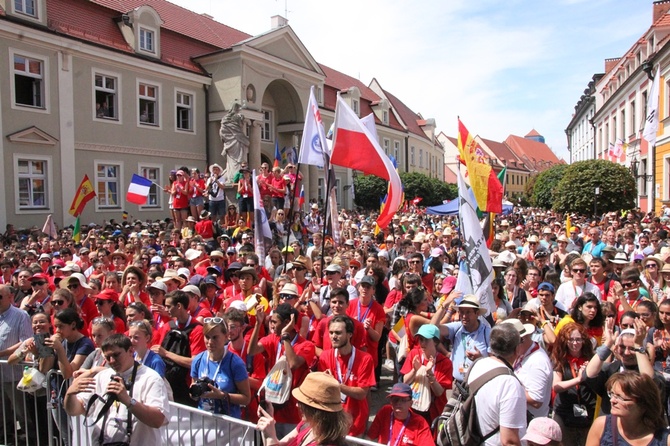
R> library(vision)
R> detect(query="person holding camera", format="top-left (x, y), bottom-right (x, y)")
top-left (64, 334), bottom-right (170, 446)
top-left (189, 317), bottom-right (250, 416)
top-left (206, 164), bottom-right (226, 221)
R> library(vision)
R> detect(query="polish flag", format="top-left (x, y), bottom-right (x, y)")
top-left (126, 174), bottom-right (152, 205)
top-left (331, 95), bottom-right (402, 229)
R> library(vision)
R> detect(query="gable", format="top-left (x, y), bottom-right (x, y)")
top-left (242, 27), bottom-right (322, 74)
top-left (7, 126), bottom-right (58, 145)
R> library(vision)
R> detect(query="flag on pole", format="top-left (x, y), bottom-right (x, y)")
top-left (252, 169), bottom-right (273, 259)
top-left (481, 213), bottom-right (494, 248)
top-left (613, 138), bottom-right (624, 158)
top-left (327, 186), bottom-right (341, 246)
top-left (69, 175), bottom-right (96, 217)
top-left (565, 214), bottom-right (572, 238)
top-left (457, 119), bottom-right (503, 213)
top-left (298, 185), bottom-right (305, 208)
top-left (126, 174), bottom-right (152, 205)
top-left (274, 141), bottom-right (281, 168)
top-left (457, 168), bottom-right (495, 316)
top-left (298, 87), bottom-right (329, 168)
top-left (42, 214), bottom-right (57, 239)
top-left (331, 95), bottom-right (402, 229)
top-left (643, 66), bottom-right (660, 147)
top-left (72, 217), bottom-right (81, 243)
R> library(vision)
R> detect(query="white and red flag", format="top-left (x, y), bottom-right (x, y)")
top-left (330, 96), bottom-right (402, 229)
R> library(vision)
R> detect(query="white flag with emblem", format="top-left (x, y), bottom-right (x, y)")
top-left (252, 170), bottom-right (272, 259)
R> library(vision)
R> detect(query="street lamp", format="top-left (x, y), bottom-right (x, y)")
top-left (594, 186), bottom-right (600, 217)
top-left (630, 159), bottom-right (652, 182)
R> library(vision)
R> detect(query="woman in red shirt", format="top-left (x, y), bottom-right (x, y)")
top-left (171, 170), bottom-right (190, 229)
top-left (237, 168), bottom-right (254, 227)
top-left (189, 168), bottom-right (206, 220)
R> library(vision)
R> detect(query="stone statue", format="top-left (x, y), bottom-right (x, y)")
top-left (219, 101), bottom-right (250, 183)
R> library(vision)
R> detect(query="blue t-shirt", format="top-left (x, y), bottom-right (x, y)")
top-left (191, 348), bottom-right (248, 417)
top-left (138, 350), bottom-right (166, 377)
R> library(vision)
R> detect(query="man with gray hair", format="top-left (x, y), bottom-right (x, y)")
top-left (465, 322), bottom-right (526, 446)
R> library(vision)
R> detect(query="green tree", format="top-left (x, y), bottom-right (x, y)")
top-left (553, 160), bottom-right (636, 215)
top-left (530, 164), bottom-right (568, 209)
top-left (353, 174), bottom-right (387, 210)
top-left (400, 172), bottom-right (457, 206)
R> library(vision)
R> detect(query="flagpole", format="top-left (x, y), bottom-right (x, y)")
top-left (319, 167), bottom-right (332, 282)
top-left (284, 162), bottom-right (302, 267)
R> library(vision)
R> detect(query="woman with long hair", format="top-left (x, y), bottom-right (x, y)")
top-left (492, 276), bottom-right (513, 322)
top-left (551, 322), bottom-right (597, 446)
top-left (650, 298), bottom-right (670, 369)
top-left (76, 317), bottom-right (116, 377)
top-left (503, 266), bottom-right (528, 309)
top-left (257, 372), bottom-right (351, 446)
top-left (642, 256), bottom-right (665, 302)
top-left (397, 287), bottom-right (433, 352)
top-left (91, 289), bottom-right (127, 334)
top-left (119, 265), bottom-right (150, 307)
top-left (586, 372), bottom-right (670, 445)
top-left (555, 292), bottom-right (605, 346)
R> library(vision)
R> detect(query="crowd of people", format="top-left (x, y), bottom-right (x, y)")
top-left (5, 160), bottom-right (670, 445)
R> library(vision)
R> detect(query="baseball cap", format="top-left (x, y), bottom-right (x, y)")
top-left (148, 281), bottom-right (167, 293)
top-left (359, 276), bottom-right (376, 287)
top-left (416, 324), bottom-right (440, 340)
top-left (537, 282), bottom-right (555, 293)
top-left (521, 417), bottom-right (562, 445)
top-left (387, 383), bottom-right (412, 398)
top-left (324, 264), bottom-right (342, 274)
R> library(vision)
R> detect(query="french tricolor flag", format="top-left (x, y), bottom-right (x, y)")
top-left (126, 174), bottom-right (152, 205)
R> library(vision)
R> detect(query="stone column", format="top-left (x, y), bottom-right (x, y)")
top-left (248, 120), bottom-right (262, 170)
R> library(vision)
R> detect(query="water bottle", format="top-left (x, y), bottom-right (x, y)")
top-left (22, 365), bottom-right (30, 381)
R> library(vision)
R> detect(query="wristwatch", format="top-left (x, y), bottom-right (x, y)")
top-left (128, 398), bottom-right (137, 409)
top-left (633, 346), bottom-right (646, 354)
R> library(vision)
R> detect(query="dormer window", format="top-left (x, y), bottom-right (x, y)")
top-left (15, 0), bottom-right (37, 17)
top-left (139, 28), bottom-right (155, 53)
top-left (352, 99), bottom-right (359, 115)
top-left (382, 110), bottom-right (389, 125)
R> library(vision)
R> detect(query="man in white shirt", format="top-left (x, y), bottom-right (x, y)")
top-left (504, 318), bottom-right (553, 420)
top-left (555, 258), bottom-right (601, 311)
top-left (467, 322), bottom-right (526, 446)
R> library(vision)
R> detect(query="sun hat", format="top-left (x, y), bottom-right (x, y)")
top-left (521, 417), bottom-right (562, 445)
top-left (148, 281), bottom-right (167, 293)
top-left (457, 294), bottom-right (487, 316)
top-left (238, 266), bottom-right (258, 282)
top-left (280, 283), bottom-right (299, 296)
top-left (184, 249), bottom-right (201, 261)
top-left (500, 318), bottom-right (535, 337)
top-left (159, 269), bottom-right (186, 286)
top-left (60, 273), bottom-right (92, 291)
top-left (292, 372), bottom-right (343, 412)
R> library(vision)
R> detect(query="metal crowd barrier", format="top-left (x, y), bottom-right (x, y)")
top-left (0, 360), bottom-right (383, 446)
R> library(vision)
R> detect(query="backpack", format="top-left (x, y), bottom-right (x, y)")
top-left (433, 358), bottom-right (516, 446)
top-left (161, 320), bottom-right (199, 386)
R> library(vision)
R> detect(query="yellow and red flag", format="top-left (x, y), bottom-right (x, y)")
top-left (565, 214), bottom-right (572, 238)
top-left (68, 175), bottom-right (96, 217)
top-left (457, 119), bottom-right (503, 213)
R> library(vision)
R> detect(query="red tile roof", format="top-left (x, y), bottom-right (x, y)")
top-left (478, 137), bottom-right (529, 172)
top-left (46, 0), bottom-right (220, 74)
top-left (319, 64), bottom-right (381, 102)
top-left (504, 134), bottom-right (562, 172)
top-left (525, 129), bottom-right (542, 138)
top-left (90, 0), bottom-right (250, 49)
top-left (383, 89), bottom-right (430, 141)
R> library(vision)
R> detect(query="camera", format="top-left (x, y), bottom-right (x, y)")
top-left (189, 376), bottom-right (216, 398)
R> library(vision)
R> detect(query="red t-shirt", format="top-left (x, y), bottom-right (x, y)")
top-left (155, 317), bottom-right (206, 358)
top-left (346, 298), bottom-right (386, 368)
top-left (89, 315), bottom-right (126, 337)
top-left (399, 347), bottom-right (453, 421)
top-left (368, 405), bottom-right (434, 446)
top-left (311, 315), bottom-right (367, 352)
top-left (318, 347), bottom-right (375, 436)
top-left (195, 220), bottom-right (215, 240)
top-left (228, 339), bottom-right (267, 423)
top-left (270, 176), bottom-right (285, 198)
top-left (172, 181), bottom-right (189, 209)
top-left (259, 333), bottom-right (315, 424)
top-left (121, 290), bottom-right (151, 308)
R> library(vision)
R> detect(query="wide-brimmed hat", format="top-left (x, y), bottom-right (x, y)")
top-left (643, 256), bottom-right (664, 270)
top-left (661, 263), bottom-right (670, 274)
top-left (501, 318), bottom-right (535, 337)
top-left (209, 163), bottom-right (223, 175)
top-left (611, 252), bottom-right (630, 265)
top-left (527, 235), bottom-right (540, 243)
top-left (457, 294), bottom-right (487, 316)
top-left (238, 266), bottom-right (258, 282)
top-left (280, 283), bottom-right (299, 296)
top-left (292, 256), bottom-right (310, 270)
top-left (557, 235), bottom-right (568, 243)
top-left (292, 372), bottom-right (342, 412)
top-left (109, 250), bottom-right (127, 261)
top-left (60, 273), bottom-right (92, 291)
top-left (159, 269), bottom-right (186, 286)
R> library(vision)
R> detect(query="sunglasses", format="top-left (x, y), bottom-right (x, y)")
top-left (645, 264), bottom-right (658, 269)
top-left (280, 294), bottom-right (297, 300)
top-left (51, 300), bottom-right (65, 305)
top-left (95, 300), bottom-right (108, 305)
top-left (67, 284), bottom-right (80, 290)
top-left (325, 271), bottom-right (338, 275)
top-left (294, 267), bottom-right (306, 272)
top-left (621, 282), bottom-right (636, 289)
top-left (32, 281), bottom-right (47, 286)
top-left (203, 317), bottom-right (227, 330)
top-left (572, 268), bottom-right (586, 273)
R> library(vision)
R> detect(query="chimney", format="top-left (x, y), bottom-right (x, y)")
top-left (654, 0), bottom-right (670, 22)
top-left (271, 15), bottom-right (288, 29)
top-left (604, 57), bottom-right (620, 73)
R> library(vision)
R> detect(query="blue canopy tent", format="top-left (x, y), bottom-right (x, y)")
top-left (426, 187), bottom-right (513, 216)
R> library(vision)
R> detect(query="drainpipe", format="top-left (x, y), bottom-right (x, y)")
top-left (204, 84), bottom-right (211, 168)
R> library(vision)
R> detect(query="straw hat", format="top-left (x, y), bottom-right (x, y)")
top-left (457, 294), bottom-right (487, 316)
top-left (610, 252), bottom-right (630, 265)
top-left (292, 372), bottom-right (343, 412)
top-left (159, 269), bottom-right (186, 286)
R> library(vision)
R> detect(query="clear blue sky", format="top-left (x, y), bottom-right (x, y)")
top-left (171, 0), bottom-right (651, 162)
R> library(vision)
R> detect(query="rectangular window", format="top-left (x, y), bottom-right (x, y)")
top-left (630, 100), bottom-right (636, 137)
top-left (94, 73), bottom-right (118, 120)
top-left (511, 175), bottom-right (515, 185)
top-left (316, 87), bottom-right (322, 104)
top-left (13, 54), bottom-right (44, 108)
top-left (15, 0), bottom-right (36, 17)
top-left (96, 163), bottom-right (120, 208)
top-left (383, 138), bottom-right (390, 156)
top-left (138, 82), bottom-right (158, 126)
top-left (17, 158), bottom-right (47, 209)
top-left (335, 178), bottom-right (341, 206)
top-left (419, 149), bottom-right (423, 168)
top-left (352, 99), bottom-right (359, 115)
top-left (261, 109), bottom-right (273, 142)
top-left (382, 110), bottom-right (388, 124)
top-left (394, 141), bottom-right (400, 164)
top-left (411, 147), bottom-right (415, 166)
top-left (139, 28), bottom-right (155, 53)
top-left (139, 166), bottom-right (161, 208)
top-left (317, 178), bottom-right (324, 204)
top-left (176, 91), bottom-right (193, 131)
top-left (620, 110), bottom-right (626, 140)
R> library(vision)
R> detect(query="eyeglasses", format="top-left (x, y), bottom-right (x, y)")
top-left (325, 271), bottom-right (338, 275)
top-left (408, 260), bottom-right (421, 264)
top-left (51, 300), bottom-right (65, 305)
top-left (280, 294), bottom-right (297, 300)
top-left (568, 337), bottom-right (584, 343)
top-left (529, 242), bottom-right (537, 246)
top-left (572, 268), bottom-right (586, 273)
top-left (32, 281), bottom-right (47, 286)
top-left (607, 392), bottom-right (633, 403)
top-left (646, 264), bottom-right (658, 269)
top-left (67, 284), bottom-right (80, 290)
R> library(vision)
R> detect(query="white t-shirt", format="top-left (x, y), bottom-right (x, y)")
top-left (514, 343), bottom-right (553, 418)
top-left (78, 363), bottom-right (170, 446)
top-left (555, 280), bottom-right (601, 311)
top-left (467, 357), bottom-right (526, 446)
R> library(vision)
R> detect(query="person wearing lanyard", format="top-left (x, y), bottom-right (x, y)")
top-left (503, 318), bottom-right (553, 421)
top-left (345, 275), bottom-right (385, 388)
top-left (434, 294), bottom-right (491, 384)
top-left (318, 315), bottom-right (375, 436)
top-left (367, 382), bottom-right (433, 446)
top-left (248, 303), bottom-right (315, 438)
top-left (555, 258), bottom-right (601, 311)
top-left (129, 319), bottom-right (165, 376)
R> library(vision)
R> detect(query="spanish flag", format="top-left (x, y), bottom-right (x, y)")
top-left (566, 214), bottom-right (572, 238)
top-left (69, 175), bottom-right (96, 217)
top-left (457, 119), bottom-right (503, 213)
